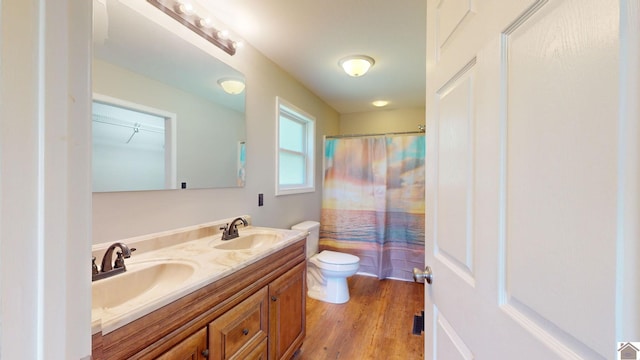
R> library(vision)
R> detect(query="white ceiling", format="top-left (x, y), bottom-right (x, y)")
top-left (201, 0), bottom-right (427, 114)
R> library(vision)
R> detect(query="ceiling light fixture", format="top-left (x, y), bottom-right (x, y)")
top-left (147, 0), bottom-right (239, 56)
top-left (372, 100), bottom-right (389, 107)
top-left (218, 78), bottom-right (245, 95)
top-left (339, 55), bottom-right (375, 77)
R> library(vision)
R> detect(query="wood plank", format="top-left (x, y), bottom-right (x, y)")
top-left (296, 275), bottom-right (424, 359)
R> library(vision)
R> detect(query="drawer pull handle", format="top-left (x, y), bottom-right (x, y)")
top-left (201, 349), bottom-right (209, 358)
top-left (271, 296), bottom-right (277, 301)
top-left (242, 328), bottom-right (249, 335)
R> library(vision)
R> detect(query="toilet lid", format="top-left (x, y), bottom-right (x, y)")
top-left (317, 250), bottom-right (359, 265)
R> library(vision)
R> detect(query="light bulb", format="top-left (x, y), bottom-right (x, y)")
top-left (175, 2), bottom-right (194, 15)
top-left (197, 17), bottom-right (212, 27)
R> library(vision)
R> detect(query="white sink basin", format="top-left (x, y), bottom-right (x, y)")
top-left (213, 232), bottom-right (284, 251)
top-left (92, 259), bottom-right (196, 311)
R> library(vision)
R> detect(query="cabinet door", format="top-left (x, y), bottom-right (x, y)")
top-left (269, 261), bottom-right (306, 360)
top-left (156, 327), bottom-right (207, 360)
top-left (209, 286), bottom-right (269, 360)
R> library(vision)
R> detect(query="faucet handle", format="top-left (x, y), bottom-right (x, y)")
top-left (114, 247), bottom-right (136, 270)
top-left (114, 252), bottom-right (125, 269)
top-left (92, 257), bottom-right (99, 275)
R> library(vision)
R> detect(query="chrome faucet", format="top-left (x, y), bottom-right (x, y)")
top-left (92, 242), bottom-right (135, 281)
top-left (220, 217), bottom-right (248, 240)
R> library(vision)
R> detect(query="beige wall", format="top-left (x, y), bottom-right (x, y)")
top-left (92, 19), bottom-right (340, 243)
top-left (339, 107), bottom-right (425, 135)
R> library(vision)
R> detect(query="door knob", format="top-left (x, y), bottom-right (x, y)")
top-left (413, 266), bottom-right (433, 284)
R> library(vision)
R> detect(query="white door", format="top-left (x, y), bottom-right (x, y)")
top-left (424, 0), bottom-right (639, 359)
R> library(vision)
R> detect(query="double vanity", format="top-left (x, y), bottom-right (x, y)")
top-left (91, 216), bottom-right (307, 360)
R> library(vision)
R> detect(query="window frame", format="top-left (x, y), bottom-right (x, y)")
top-left (275, 96), bottom-right (315, 196)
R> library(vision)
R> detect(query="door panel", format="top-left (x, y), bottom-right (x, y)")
top-left (502, 1), bottom-right (617, 355)
top-left (436, 64), bottom-right (476, 282)
top-left (436, 0), bottom-right (475, 51)
top-left (435, 310), bottom-right (473, 360)
top-left (425, 0), bottom-right (624, 358)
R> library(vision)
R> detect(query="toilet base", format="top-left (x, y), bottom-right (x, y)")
top-left (308, 276), bottom-right (350, 304)
top-left (307, 263), bottom-right (355, 304)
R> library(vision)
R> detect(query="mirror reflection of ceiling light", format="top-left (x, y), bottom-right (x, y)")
top-left (339, 55), bottom-right (375, 77)
top-left (148, 0), bottom-right (239, 56)
top-left (218, 78), bottom-right (245, 95)
top-left (372, 100), bottom-right (389, 107)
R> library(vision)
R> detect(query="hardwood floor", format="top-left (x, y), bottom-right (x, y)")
top-left (296, 275), bottom-right (424, 360)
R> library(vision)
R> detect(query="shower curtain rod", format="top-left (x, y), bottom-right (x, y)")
top-left (325, 130), bottom-right (425, 139)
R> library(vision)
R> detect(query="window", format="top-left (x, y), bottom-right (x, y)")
top-left (276, 97), bottom-right (315, 195)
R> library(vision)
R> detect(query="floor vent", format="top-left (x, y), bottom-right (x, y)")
top-left (412, 311), bottom-right (424, 335)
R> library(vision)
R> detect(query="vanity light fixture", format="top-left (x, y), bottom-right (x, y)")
top-left (372, 100), bottom-right (389, 107)
top-left (197, 17), bottom-right (212, 28)
top-left (339, 55), bottom-right (375, 77)
top-left (218, 78), bottom-right (245, 95)
top-left (175, 1), bottom-right (194, 15)
top-left (147, 0), bottom-right (239, 56)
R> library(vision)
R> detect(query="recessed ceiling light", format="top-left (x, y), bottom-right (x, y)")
top-left (339, 55), bottom-right (375, 77)
top-left (372, 100), bottom-right (389, 107)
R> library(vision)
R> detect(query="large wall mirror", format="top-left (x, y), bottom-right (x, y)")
top-left (92, 0), bottom-right (246, 192)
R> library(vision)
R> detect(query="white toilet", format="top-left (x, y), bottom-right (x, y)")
top-left (292, 221), bottom-right (360, 304)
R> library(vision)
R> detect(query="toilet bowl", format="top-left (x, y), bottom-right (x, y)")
top-left (307, 250), bottom-right (359, 303)
top-left (292, 221), bottom-right (360, 304)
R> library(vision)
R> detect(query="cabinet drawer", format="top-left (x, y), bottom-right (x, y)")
top-left (234, 338), bottom-right (267, 360)
top-left (209, 287), bottom-right (268, 360)
top-left (156, 327), bottom-right (207, 360)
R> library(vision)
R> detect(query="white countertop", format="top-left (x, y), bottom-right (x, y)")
top-left (92, 225), bottom-right (307, 335)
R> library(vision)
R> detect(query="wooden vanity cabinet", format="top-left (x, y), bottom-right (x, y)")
top-left (243, 339), bottom-right (268, 359)
top-left (92, 238), bottom-right (306, 360)
top-left (208, 287), bottom-right (269, 359)
top-left (268, 261), bottom-right (306, 360)
top-left (206, 262), bottom-right (305, 360)
top-left (156, 327), bottom-right (207, 360)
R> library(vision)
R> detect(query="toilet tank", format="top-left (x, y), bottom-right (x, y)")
top-left (291, 221), bottom-right (320, 258)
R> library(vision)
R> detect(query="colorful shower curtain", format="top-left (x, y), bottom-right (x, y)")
top-left (320, 134), bottom-right (425, 281)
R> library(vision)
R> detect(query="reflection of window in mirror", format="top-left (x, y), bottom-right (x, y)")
top-left (92, 94), bottom-right (177, 192)
top-left (237, 141), bottom-right (246, 187)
